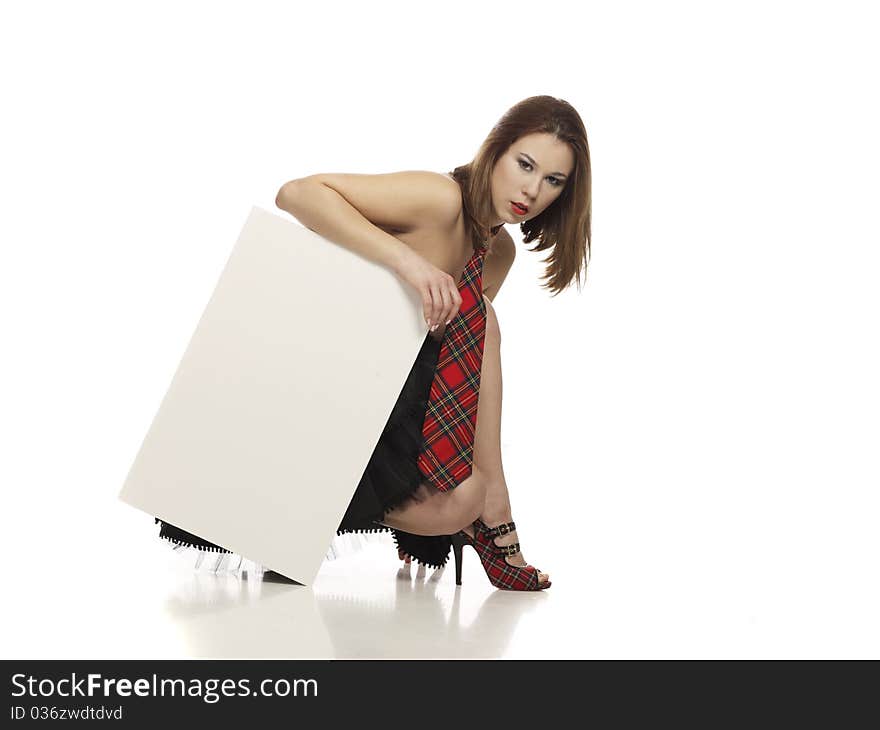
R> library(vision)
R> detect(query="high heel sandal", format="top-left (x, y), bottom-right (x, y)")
top-left (450, 518), bottom-right (551, 591)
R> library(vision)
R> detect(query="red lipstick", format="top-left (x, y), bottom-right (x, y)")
top-left (511, 201), bottom-right (528, 215)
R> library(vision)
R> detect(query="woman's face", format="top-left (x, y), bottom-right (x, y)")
top-left (491, 132), bottom-right (575, 225)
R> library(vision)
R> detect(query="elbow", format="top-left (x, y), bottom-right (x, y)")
top-left (275, 176), bottom-right (324, 211)
top-left (275, 180), bottom-right (300, 211)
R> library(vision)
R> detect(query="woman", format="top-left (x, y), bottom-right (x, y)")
top-left (157, 95), bottom-right (592, 591)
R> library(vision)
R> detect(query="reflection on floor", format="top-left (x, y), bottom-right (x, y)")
top-left (154, 534), bottom-right (554, 659)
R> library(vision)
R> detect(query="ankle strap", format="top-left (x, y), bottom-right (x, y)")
top-left (495, 541), bottom-right (521, 557)
top-left (484, 521), bottom-right (516, 538)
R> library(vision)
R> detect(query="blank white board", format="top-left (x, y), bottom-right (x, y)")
top-left (118, 205), bottom-right (429, 584)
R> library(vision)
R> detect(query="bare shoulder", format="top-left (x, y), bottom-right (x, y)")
top-left (295, 169), bottom-right (462, 233)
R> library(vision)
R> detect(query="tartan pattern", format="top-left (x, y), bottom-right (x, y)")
top-left (416, 245), bottom-right (489, 492)
top-left (458, 518), bottom-right (551, 591)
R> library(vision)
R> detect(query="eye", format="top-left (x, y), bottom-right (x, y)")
top-left (518, 158), bottom-right (563, 187)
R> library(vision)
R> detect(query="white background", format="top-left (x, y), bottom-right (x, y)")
top-left (1, 0), bottom-right (877, 658)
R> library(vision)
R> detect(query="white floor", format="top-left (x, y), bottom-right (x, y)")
top-left (5, 490), bottom-right (880, 660)
top-left (6, 526), bottom-right (564, 660)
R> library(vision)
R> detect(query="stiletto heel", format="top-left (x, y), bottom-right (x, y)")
top-left (452, 518), bottom-right (550, 591)
top-left (451, 532), bottom-right (466, 585)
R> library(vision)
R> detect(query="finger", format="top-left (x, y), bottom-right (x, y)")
top-left (434, 283), bottom-right (449, 330)
top-left (428, 284), bottom-right (443, 331)
top-left (437, 284), bottom-right (453, 327)
top-left (423, 290), bottom-right (434, 327)
top-left (445, 284), bottom-right (461, 324)
top-left (437, 283), bottom-right (451, 326)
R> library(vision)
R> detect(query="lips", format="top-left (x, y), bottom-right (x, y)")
top-left (511, 201), bottom-right (528, 215)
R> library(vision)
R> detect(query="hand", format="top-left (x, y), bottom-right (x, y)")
top-left (392, 248), bottom-right (462, 333)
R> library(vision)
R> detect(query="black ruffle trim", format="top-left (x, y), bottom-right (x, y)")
top-left (154, 516), bottom-right (232, 553)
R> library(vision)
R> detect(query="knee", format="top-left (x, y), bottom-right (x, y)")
top-left (484, 299), bottom-right (500, 343)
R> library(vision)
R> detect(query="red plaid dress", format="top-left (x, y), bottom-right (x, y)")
top-left (416, 243), bottom-right (488, 492)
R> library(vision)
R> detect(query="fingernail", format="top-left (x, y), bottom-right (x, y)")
top-left (445, 319), bottom-right (451, 325)
top-left (431, 324), bottom-right (438, 332)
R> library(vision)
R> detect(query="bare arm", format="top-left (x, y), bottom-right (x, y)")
top-left (275, 170), bottom-right (465, 329)
top-left (275, 171), bottom-right (460, 274)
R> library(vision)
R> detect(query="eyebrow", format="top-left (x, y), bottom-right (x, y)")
top-left (519, 152), bottom-right (569, 179)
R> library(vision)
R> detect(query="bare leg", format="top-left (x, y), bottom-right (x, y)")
top-left (379, 471), bottom-right (487, 537)
top-left (464, 299), bottom-right (550, 584)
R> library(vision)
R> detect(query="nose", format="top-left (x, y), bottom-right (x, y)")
top-left (523, 179), bottom-right (541, 202)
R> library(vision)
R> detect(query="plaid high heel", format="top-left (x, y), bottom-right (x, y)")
top-left (450, 518), bottom-right (551, 591)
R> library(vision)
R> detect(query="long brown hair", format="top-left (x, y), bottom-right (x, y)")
top-left (449, 95), bottom-right (592, 296)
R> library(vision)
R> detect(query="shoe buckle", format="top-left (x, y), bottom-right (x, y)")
top-left (496, 523), bottom-right (511, 536)
top-left (499, 542), bottom-right (520, 557)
